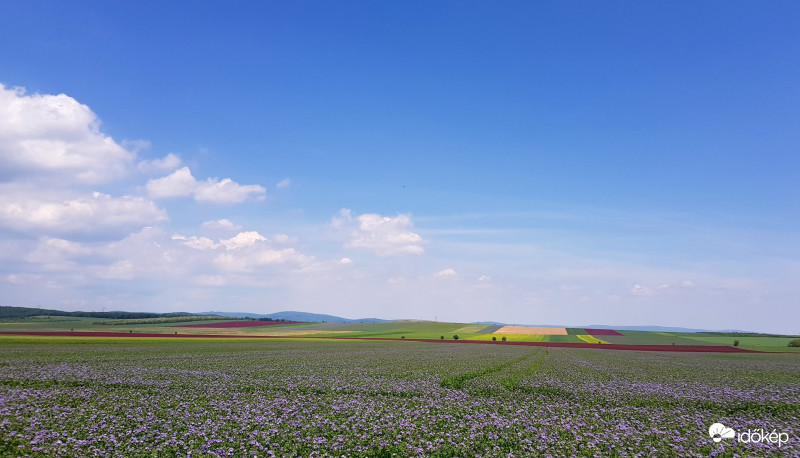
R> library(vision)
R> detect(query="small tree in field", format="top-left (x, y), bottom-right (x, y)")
top-left (501, 336), bottom-right (507, 342)
top-left (453, 335), bottom-right (459, 340)
top-left (789, 339), bottom-right (800, 347)
top-left (492, 336), bottom-right (497, 341)
top-left (440, 335), bottom-right (444, 340)
top-left (733, 340), bottom-right (739, 347)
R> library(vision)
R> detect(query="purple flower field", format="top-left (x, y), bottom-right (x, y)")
top-left (0, 337), bottom-right (797, 457)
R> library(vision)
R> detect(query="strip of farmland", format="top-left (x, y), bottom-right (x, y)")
top-left (174, 320), bottom-right (301, 328)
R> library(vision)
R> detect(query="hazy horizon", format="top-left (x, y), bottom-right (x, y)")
top-left (1, 2), bottom-right (798, 334)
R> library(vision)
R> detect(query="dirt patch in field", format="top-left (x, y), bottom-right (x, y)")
top-left (263, 330), bottom-right (353, 336)
top-left (495, 326), bottom-right (567, 335)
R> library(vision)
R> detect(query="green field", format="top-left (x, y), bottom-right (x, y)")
top-left (676, 335), bottom-right (800, 352)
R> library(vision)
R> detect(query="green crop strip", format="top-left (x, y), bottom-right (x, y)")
top-left (499, 348), bottom-right (548, 391)
top-left (440, 349), bottom-right (543, 390)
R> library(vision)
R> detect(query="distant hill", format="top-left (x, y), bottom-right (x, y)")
top-left (3, 305), bottom-right (757, 333)
top-left (202, 310), bottom-right (389, 323)
top-left (0, 305), bottom-right (193, 320)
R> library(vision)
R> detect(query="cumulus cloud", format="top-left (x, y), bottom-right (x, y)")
top-left (0, 84), bottom-right (134, 183)
top-left (220, 231), bottom-right (268, 250)
top-left (434, 268), bottom-right (458, 279)
top-left (146, 166), bottom-right (266, 204)
top-left (145, 167), bottom-right (198, 198)
top-left (332, 209), bottom-right (426, 256)
top-left (137, 153), bottom-right (181, 173)
top-left (214, 247), bottom-right (314, 273)
top-left (276, 178), bottom-right (291, 189)
top-left (26, 237), bottom-right (95, 267)
top-left (0, 186), bottom-right (167, 237)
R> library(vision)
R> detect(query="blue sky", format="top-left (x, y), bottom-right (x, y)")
top-left (1, 1), bottom-right (798, 333)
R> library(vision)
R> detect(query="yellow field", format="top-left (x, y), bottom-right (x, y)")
top-left (576, 335), bottom-right (609, 344)
top-left (494, 326), bottom-right (567, 335)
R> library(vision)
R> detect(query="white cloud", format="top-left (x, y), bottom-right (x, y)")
top-left (0, 84), bottom-right (134, 183)
top-left (171, 234), bottom-right (218, 250)
top-left (194, 177), bottom-right (266, 204)
top-left (434, 268), bottom-right (458, 279)
top-left (0, 186), bottom-right (167, 236)
top-left (630, 284), bottom-right (652, 296)
top-left (201, 219), bottom-right (242, 231)
top-left (276, 178), bottom-right (291, 189)
top-left (145, 167), bottom-right (198, 198)
top-left (214, 247), bottom-right (314, 273)
top-left (220, 231), bottom-right (268, 250)
top-left (339, 257), bottom-right (353, 264)
top-left (332, 209), bottom-right (426, 256)
top-left (25, 237), bottom-right (96, 271)
top-left (137, 153), bottom-right (181, 173)
top-left (146, 166), bottom-right (266, 204)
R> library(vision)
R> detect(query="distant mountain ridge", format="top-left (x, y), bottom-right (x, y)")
top-left (2, 305), bottom-right (758, 333)
top-left (202, 310), bottom-right (388, 323)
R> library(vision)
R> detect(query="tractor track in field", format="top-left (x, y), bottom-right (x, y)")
top-left (0, 331), bottom-right (762, 353)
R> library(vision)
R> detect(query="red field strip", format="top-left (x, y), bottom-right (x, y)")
top-left (174, 321), bottom-right (301, 328)
top-left (583, 328), bottom-right (624, 336)
top-left (0, 331), bottom-right (761, 353)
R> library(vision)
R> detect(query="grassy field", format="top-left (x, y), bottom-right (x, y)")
top-left (675, 335), bottom-right (800, 353)
top-left (0, 336), bottom-right (797, 456)
top-left (289, 320), bottom-right (490, 339)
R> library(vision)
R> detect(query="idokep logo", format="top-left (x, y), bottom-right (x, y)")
top-left (709, 422), bottom-right (790, 447)
top-left (708, 423), bottom-right (735, 443)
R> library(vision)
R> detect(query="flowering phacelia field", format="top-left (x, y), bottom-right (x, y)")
top-left (0, 337), bottom-right (797, 457)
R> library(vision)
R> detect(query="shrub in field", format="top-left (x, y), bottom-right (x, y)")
top-left (789, 339), bottom-right (800, 347)
top-left (492, 336), bottom-right (497, 341)
top-left (453, 335), bottom-right (459, 340)
top-left (502, 336), bottom-right (507, 342)
top-left (440, 336), bottom-right (444, 340)
top-left (734, 340), bottom-right (739, 346)
top-left (401, 336), bottom-right (405, 339)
